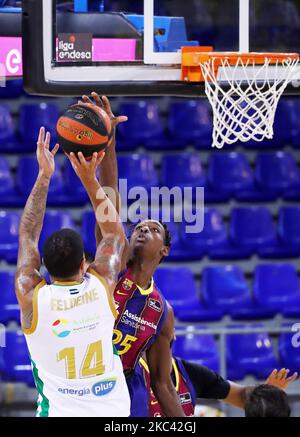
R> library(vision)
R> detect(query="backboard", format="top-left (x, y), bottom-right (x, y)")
top-left (22, 0), bottom-right (300, 96)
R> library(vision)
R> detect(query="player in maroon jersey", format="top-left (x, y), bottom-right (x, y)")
top-left (79, 92), bottom-right (184, 417)
top-left (140, 356), bottom-right (297, 417)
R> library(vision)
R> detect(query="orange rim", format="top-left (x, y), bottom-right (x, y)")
top-left (181, 47), bottom-right (299, 82)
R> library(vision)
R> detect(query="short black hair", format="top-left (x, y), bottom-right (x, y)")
top-left (159, 221), bottom-right (171, 264)
top-left (43, 229), bottom-right (84, 278)
top-left (245, 384), bottom-right (291, 417)
top-left (84, 251), bottom-right (95, 264)
top-left (160, 221), bottom-right (172, 248)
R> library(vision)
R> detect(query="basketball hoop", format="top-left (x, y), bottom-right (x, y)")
top-left (182, 49), bottom-right (300, 149)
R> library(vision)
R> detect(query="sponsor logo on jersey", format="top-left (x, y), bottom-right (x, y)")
top-left (92, 378), bottom-right (117, 396)
top-left (115, 290), bottom-right (128, 296)
top-left (148, 298), bottom-right (162, 313)
top-left (58, 378), bottom-right (117, 398)
top-left (150, 400), bottom-right (159, 406)
top-left (51, 319), bottom-right (71, 338)
top-left (120, 309), bottom-right (157, 331)
top-left (180, 392), bottom-right (192, 405)
top-left (122, 278), bottom-right (133, 291)
top-left (58, 387), bottom-right (90, 397)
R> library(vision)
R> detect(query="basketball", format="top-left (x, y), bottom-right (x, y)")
top-left (56, 103), bottom-right (112, 158)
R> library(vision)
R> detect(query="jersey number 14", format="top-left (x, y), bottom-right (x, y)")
top-left (57, 340), bottom-right (105, 379)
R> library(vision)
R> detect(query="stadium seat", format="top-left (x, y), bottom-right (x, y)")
top-left (278, 207), bottom-right (300, 248)
top-left (227, 325), bottom-right (279, 380)
top-left (160, 153), bottom-right (205, 191)
top-left (244, 99), bottom-right (295, 149)
top-left (0, 105), bottom-right (23, 153)
top-left (0, 106), bottom-right (15, 142)
top-left (260, 207), bottom-right (300, 258)
top-left (0, 272), bottom-right (20, 325)
top-left (39, 211), bottom-right (75, 254)
top-left (271, 99), bottom-right (297, 146)
top-left (16, 157), bottom-right (71, 206)
top-left (254, 264), bottom-right (300, 316)
top-left (0, 157), bottom-right (22, 206)
top-left (160, 221), bottom-right (189, 262)
top-left (0, 79), bottom-right (23, 98)
top-left (19, 103), bottom-right (60, 149)
top-left (290, 99), bottom-right (300, 148)
top-left (206, 152), bottom-right (254, 201)
top-left (168, 100), bottom-right (213, 149)
top-left (201, 265), bottom-right (274, 320)
top-left (186, 208), bottom-right (253, 260)
top-left (63, 160), bottom-right (89, 205)
top-left (279, 325), bottom-right (300, 373)
top-left (180, 208), bottom-right (227, 259)
top-left (154, 267), bottom-right (223, 322)
top-left (0, 347), bottom-right (4, 377)
top-left (173, 328), bottom-right (220, 372)
top-left (3, 331), bottom-right (34, 386)
top-left (0, 158), bottom-right (14, 194)
top-left (117, 101), bottom-right (170, 149)
top-left (229, 207), bottom-right (276, 256)
top-left (0, 211), bottom-right (20, 263)
top-left (117, 154), bottom-right (158, 192)
top-left (255, 152), bottom-right (300, 195)
top-left (82, 211), bottom-right (97, 256)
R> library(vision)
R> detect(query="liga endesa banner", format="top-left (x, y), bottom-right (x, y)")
top-left (0, 36), bottom-right (137, 77)
top-left (0, 37), bottom-right (23, 77)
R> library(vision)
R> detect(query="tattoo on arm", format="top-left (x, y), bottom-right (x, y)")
top-left (19, 174), bottom-right (50, 244)
top-left (16, 174), bottom-right (50, 298)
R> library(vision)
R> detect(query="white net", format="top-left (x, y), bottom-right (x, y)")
top-left (199, 55), bottom-right (299, 149)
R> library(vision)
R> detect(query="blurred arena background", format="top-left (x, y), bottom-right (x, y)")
top-left (0, 0), bottom-right (300, 417)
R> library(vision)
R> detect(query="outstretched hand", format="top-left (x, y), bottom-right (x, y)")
top-left (80, 93), bottom-right (128, 147)
top-left (36, 127), bottom-right (59, 178)
top-left (265, 368), bottom-right (298, 391)
top-left (67, 151), bottom-right (105, 186)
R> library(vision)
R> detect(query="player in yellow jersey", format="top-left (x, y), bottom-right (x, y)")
top-left (15, 127), bottom-right (130, 417)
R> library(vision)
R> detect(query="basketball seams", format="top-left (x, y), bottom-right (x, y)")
top-left (56, 103), bottom-right (112, 157)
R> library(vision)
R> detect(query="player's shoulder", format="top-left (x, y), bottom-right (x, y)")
top-left (86, 267), bottom-right (108, 287)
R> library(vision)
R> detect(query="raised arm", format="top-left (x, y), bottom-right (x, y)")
top-left (15, 128), bottom-right (59, 327)
top-left (223, 368), bottom-right (298, 409)
top-left (67, 151), bottom-right (125, 294)
top-left (146, 307), bottom-right (185, 417)
top-left (80, 93), bottom-right (129, 268)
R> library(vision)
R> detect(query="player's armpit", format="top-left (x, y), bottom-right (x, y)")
top-left (146, 308), bottom-right (185, 417)
top-left (15, 261), bottom-right (44, 330)
top-left (15, 241), bottom-right (44, 309)
top-left (89, 234), bottom-right (125, 295)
